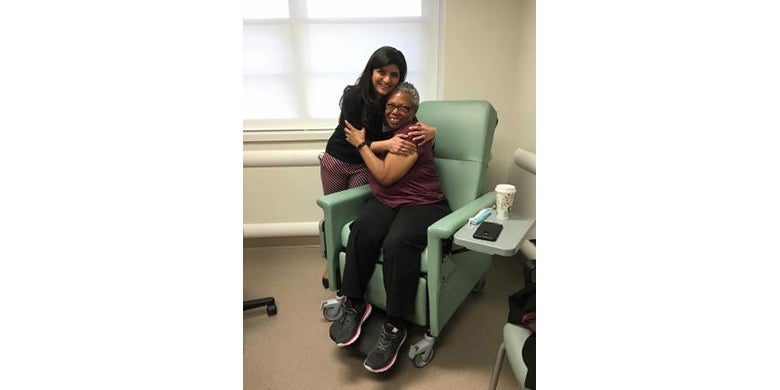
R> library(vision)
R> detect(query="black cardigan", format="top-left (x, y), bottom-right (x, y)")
top-left (324, 87), bottom-right (393, 164)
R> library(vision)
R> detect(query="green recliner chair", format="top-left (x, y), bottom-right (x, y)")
top-left (317, 100), bottom-right (499, 367)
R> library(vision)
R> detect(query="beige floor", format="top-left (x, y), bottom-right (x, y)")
top-left (243, 243), bottom-right (530, 389)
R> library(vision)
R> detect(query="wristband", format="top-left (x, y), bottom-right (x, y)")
top-left (356, 141), bottom-right (367, 150)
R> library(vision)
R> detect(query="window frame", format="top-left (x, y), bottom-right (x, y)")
top-left (243, 0), bottom-right (441, 133)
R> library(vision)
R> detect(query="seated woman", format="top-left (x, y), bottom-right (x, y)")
top-left (328, 82), bottom-right (451, 373)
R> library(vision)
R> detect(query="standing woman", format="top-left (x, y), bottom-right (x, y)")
top-left (320, 46), bottom-right (437, 287)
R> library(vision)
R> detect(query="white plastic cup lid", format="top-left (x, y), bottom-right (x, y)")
top-left (495, 184), bottom-right (516, 194)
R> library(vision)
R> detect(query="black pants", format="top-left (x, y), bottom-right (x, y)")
top-left (340, 198), bottom-right (451, 318)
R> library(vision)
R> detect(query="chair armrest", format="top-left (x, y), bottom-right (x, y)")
top-left (423, 192), bottom-right (496, 332)
top-left (504, 323), bottom-right (533, 388)
top-left (425, 192), bottom-right (496, 279)
top-left (427, 192), bottom-right (496, 240)
top-left (317, 185), bottom-right (373, 290)
top-left (316, 184), bottom-right (373, 212)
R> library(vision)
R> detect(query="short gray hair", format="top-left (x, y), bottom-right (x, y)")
top-left (395, 82), bottom-right (420, 108)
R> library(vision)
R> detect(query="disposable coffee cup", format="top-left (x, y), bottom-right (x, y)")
top-left (495, 184), bottom-right (516, 220)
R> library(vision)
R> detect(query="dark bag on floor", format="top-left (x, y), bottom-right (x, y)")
top-left (507, 283), bottom-right (535, 331)
top-left (507, 283), bottom-right (535, 389)
top-left (523, 333), bottom-right (536, 389)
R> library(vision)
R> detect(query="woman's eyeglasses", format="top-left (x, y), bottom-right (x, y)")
top-left (386, 103), bottom-right (413, 114)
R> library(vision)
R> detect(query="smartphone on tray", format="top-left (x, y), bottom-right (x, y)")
top-left (473, 221), bottom-right (503, 241)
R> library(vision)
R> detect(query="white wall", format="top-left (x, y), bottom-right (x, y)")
top-left (440, 0), bottom-right (536, 218)
top-left (243, 0), bottom-right (536, 234)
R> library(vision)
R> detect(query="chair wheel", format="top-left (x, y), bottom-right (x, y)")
top-left (323, 304), bottom-right (344, 321)
top-left (267, 304), bottom-right (278, 316)
top-left (412, 349), bottom-right (434, 368)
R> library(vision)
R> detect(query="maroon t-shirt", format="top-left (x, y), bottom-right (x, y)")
top-left (368, 122), bottom-right (446, 209)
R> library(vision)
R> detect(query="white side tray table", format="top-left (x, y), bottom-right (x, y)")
top-left (453, 212), bottom-right (535, 257)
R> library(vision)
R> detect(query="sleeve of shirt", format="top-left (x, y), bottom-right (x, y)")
top-left (340, 89), bottom-right (364, 130)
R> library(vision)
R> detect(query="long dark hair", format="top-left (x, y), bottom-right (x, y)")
top-left (341, 46), bottom-right (408, 124)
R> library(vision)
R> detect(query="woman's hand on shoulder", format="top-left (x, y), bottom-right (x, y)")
top-left (407, 121), bottom-right (437, 146)
top-left (382, 134), bottom-right (417, 156)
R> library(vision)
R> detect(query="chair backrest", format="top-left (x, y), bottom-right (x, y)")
top-left (416, 100), bottom-right (498, 210)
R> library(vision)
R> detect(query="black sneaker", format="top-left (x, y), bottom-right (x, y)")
top-left (329, 300), bottom-right (371, 347)
top-left (363, 322), bottom-right (408, 373)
